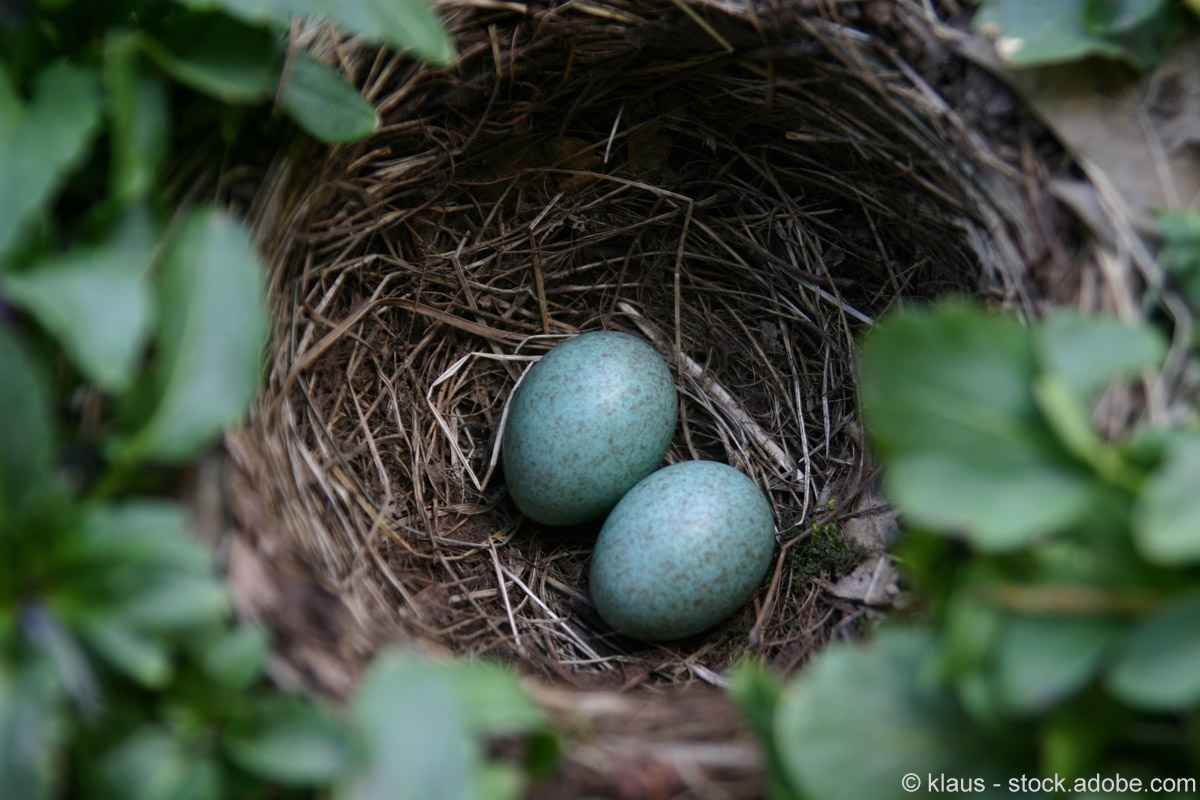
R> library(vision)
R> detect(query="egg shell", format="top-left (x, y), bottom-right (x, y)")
top-left (502, 330), bottom-right (677, 526)
top-left (589, 460), bottom-right (775, 641)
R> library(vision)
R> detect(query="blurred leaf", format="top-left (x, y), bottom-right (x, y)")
top-left (100, 726), bottom-right (222, 800)
top-left (1107, 590), bottom-right (1200, 710)
top-left (66, 501), bottom-right (210, 573)
top-left (141, 14), bottom-right (282, 103)
top-left (77, 616), bottom-right (172, 688)
top-left (1156, 209), bottom-right (1200, 305)
top-left (0, 61), bottom-right (103, 262)
top-left (2, 236), bottom-right (154, 393)
top-left (200, 626), bottom-right (269, 690)
top-left (117, 574), bottom-right (229, 632)
top-left (105, 31), bottom-right (170, 204)
top-left (974, 0), bottom-right (1124, 66)
top-left (338, 650), bottom-right (479, 800)
top-left (775, 629), bottom-right (1026, 800)
top-left (0, 658), bottom-right (66, 800)
top-left (474, 762), bottom-right (522, 800)
top-left (1081, 0), bottom-right (1170, 33)
top-left (727, 659), bottom-right (797, 800)
top-left (0, 325), bottom-right (53, 521)
top-left (441, 661), bottom-right (544, 736)
top-left (125, 207), bottom-right (268, 462)
top-left (1035, 311), bottom-right (1166, 402)
top-left (225, 696), bottom-right (352, 784)
top-left (1132, 433), bottom-right (1200, 565)
top-left (994, 615), bottom-right (1122, 715)
top-left (170, 0), bottom-right (456, 65)
top-left (859, 302), bottom-right (1101, 549)
top-left (281, 51), bottom-right (378, 143)
top-left (23, 605), bottom-right (102, 719)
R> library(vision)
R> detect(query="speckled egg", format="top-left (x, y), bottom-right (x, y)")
top-left (501, 331), bottom-right (677, 526)
top-left (589, 460), bottom-right (775, 640)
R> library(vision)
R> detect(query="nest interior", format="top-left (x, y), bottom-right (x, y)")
top-left (228, 1), bottom-right (1070, 704)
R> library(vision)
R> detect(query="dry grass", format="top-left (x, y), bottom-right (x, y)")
top-left (220, 0), bottom-right (1078, 794)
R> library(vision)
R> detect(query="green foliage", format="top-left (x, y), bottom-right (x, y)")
top-left (172, 0), bottom-right (457, 65)
top-left (0, 4), bottom-right (553, 800)
top-left (282, 51), bottom-right (380, 143)
top-left (974, 0), bottom-right (1189, 68)
top-left (737, 300), bottom-right (1200, 796)
top-left (120, 208), bottom-right (269, 463)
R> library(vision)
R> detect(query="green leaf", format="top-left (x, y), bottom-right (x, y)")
top-left (77, 616), bottom-right (173, 688)
top-left (105, 32), bottom-right (171, 204)
top-left (170, 0), bottom-right (456, 65)
top-left (994, 615), bottom-right (1122, 715)
top-left (0, 61), bottom-right (103, 262)
top-left (1132, 433), bottom-right (1200, 565)
top-left (1081, 0), bottom-right (1170, 33)
top-left (141, 14), bottom-right (283, 103)
top-left (2, 238), bottom-right (155, 393)
top-left (200, 626), bottom-right (269, 690)
top-left (1107, 590), bottom-right (1200, 710)
top-left (66, 501), bottom-right (210, 573)
top-left (1155, 209), bottom-right (1200, 305)
top-left (337, 650), bottom-right (479, 800)
top-left (117, 574), bottom-right (229, 631)
top-left (0, 658), bottom-right (66, 800)
top-left (1035, 311), bottom-right (1166, 402)
top-left (125, 207), bottom-right (268, 462)
top-left (225, 696), bottom-right (352, 785)
top-left (775, 629), bottom-right (1027, 800)
top-left (100, 727), bottom-right (222, 800)
top-left (974, 0), bottom-right (1124, 66)
top-left (859, 301), bottom-right (1100, 549)
top-left (0, 325), bottom-right (54, 520)
top-left (440, 660), bottom-right (544, 736)
top-left (727, 660), bottom-right (797, 800)
top-left (281, 51), bottom-right (378, 143)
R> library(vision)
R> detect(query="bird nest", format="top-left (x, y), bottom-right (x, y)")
top-left (224, 1), bottom-right (1092, 795)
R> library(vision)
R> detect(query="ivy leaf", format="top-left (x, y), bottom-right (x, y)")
top-left (1106, 590), bottom-right (1200, 711)
top-left (170, 0), bottom-right (456, 65)
top-left (994, 615), bottom-right (1122, 716)
top-left (775, 629), bottom-right (1029, 800)
top-left (2, 234), bottom-right (155, 394)
top-left (225, 696), bottom-right (352, 785)
top-left (0, 325), bottom-right (54, 520)
top-left (281, 51), bottom-right (378, 143)
top-left (141, 13), bottom-right (283, 104)
top-left (124, 208), bottom-right (268, 463)
top-left (1035, 311), bottom-right (1166, 403)
top-left (1132, 434), bottom-right (1200, 565)
top-left (105, 31), bottom-right (171, 205)
top-left (859, 302), bottom-right (1101, 550)
top-left (0, 61), bottom-right (103, 262)
top-left (337, 650), bottom-right (479, 800)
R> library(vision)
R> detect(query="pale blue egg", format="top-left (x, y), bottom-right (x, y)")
top-left (502, 331), bottom-right (677, 525)
top-left (589, 460), bottom-right (775, 640)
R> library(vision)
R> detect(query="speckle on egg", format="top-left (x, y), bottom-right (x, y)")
top-left (588, 460), bottom-right (775, 641)
top-left (501, 330), bottom-right (677, 526)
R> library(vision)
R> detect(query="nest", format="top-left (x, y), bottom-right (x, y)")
top-left (223, 1), bottom-right (1094, 795)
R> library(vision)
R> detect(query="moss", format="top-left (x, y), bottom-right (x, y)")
top-left (790, 519), bottom-right (868, 587)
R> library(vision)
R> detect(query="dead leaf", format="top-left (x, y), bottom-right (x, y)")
top-left (829, 554), bottom-right (901, 606)
top-left (962, 35), bottom-right (1200, 224)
